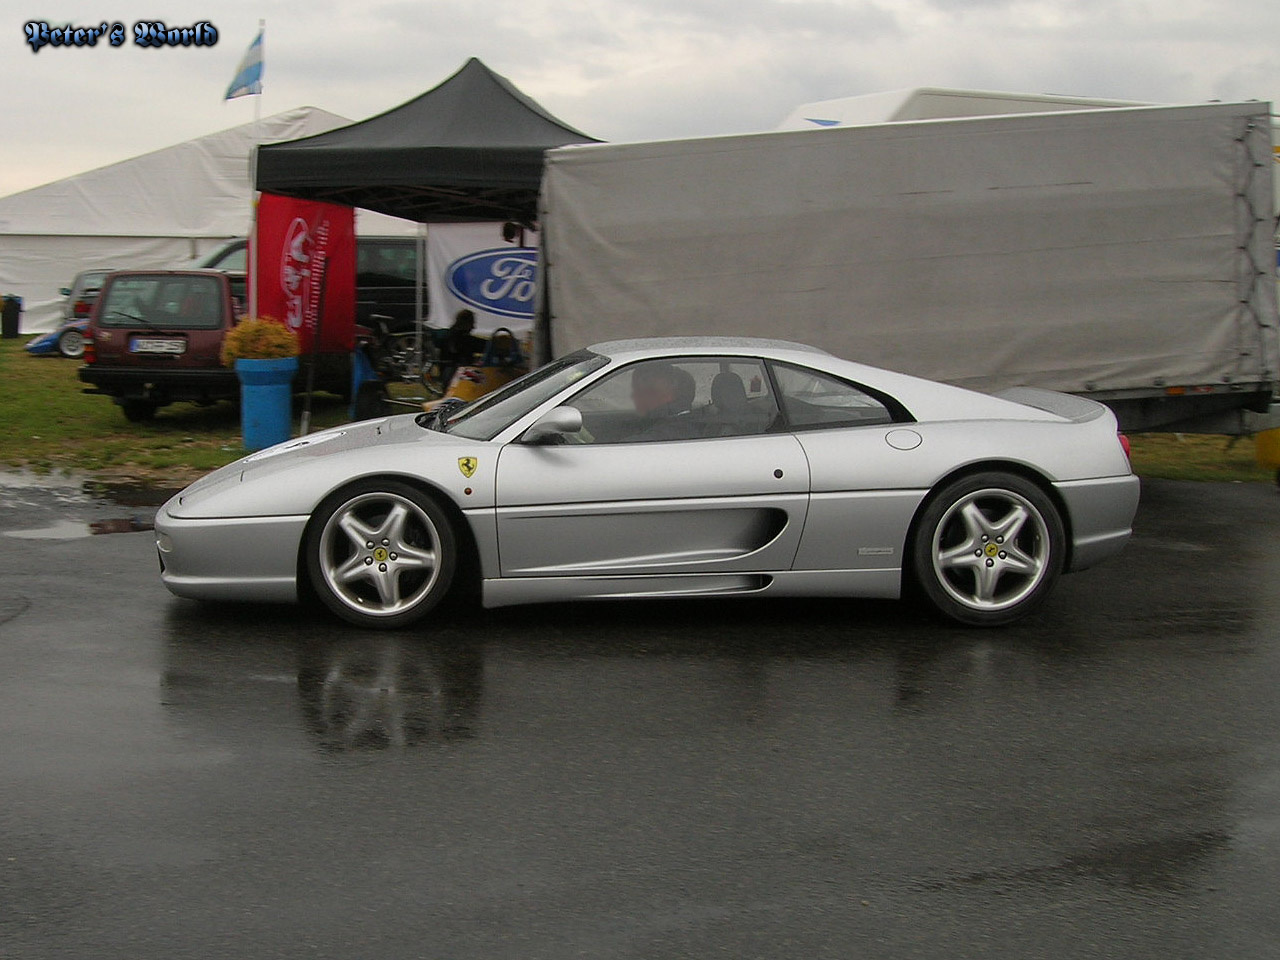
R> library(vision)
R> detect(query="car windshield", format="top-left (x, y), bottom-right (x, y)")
top-left (440, 350), bottom-right (609, 441)
top-left (97, 275), bottom-right (224, 330)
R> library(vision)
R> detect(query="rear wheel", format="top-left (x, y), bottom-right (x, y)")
top-left (120, 399), bottom-right (157, 422)
top-left (305, 480), bottom-right (457, 629)
top-left (57, 328), bottom-right (85, 358)
top-left (911, 472), bottom-right (1064, 626)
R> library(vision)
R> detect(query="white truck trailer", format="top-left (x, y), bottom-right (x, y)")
top-left (537, 101), bottom-right (1279, 432)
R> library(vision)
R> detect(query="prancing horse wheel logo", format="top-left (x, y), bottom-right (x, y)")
top-left (373, 547), bottom-right (389, 563)
top-left (985, 543), bottom-right (999, 558)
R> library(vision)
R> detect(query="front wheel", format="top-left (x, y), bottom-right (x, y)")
top-left (305, 480), bottom-right (457, 629)
top-left (120, 399), bottom-right (157, 422)
top-left (911, 472), bottom-right (1064, 626)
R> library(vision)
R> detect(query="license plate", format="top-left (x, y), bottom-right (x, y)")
top-left (130, 338), bottom-right (185, 355)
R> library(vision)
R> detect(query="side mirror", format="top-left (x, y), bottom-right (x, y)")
top-left (523, 405), bottom-right (583, 444)
top-left (59, 287), bottom-right (71, 296)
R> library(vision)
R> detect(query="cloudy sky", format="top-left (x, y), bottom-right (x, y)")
top-left (3, 0), bottom-right (1278, 198)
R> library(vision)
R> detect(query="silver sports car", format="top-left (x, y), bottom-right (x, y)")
top-left (155, 338), bottom-right (1139, 628)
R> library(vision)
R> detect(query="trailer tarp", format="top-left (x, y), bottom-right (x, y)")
top-left (542, 102), bottom-right (1279, 395)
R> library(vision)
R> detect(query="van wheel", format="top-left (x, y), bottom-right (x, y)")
top-left (57, 328), bottom-right (85, 358)
top-left (120, 399), bottom-right (157, 423)
top-left (912, 472), bottom-right (1064, 626)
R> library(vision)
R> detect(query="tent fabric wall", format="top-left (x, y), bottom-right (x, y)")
top-left (0, 107), bottom-right (362, 334)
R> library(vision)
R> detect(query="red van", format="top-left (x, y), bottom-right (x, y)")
top-left (79, 270), bottom-right (245, 422)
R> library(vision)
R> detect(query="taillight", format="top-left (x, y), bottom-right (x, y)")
top-left (73, 300), bottom-right (90, 317)
top-left (83, 334), bottom-right (96, 363)
top-left (1118, 433), bottom-right (1131, 458)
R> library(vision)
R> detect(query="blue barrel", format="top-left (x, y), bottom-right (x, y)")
top-left (235, 357), bottom-right (298, 451)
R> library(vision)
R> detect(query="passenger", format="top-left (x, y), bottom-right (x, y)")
top-left (630, 362), bottom-right (698, 441)
top-left (437, 309), bottom-right (485, 389)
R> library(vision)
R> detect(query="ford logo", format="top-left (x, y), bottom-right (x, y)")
top-left (446, 248), bottom-right (538, 320)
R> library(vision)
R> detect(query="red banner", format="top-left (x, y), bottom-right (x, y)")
top-left (254, 192), bottom-right (356, 352)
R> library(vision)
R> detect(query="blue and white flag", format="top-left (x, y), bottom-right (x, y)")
top-left (224, 28), bottom-right (263, 100)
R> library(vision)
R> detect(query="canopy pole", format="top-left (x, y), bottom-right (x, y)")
top-left (247, 18), bottom-right (264, 321)
top-left (414, 222), bottom-right (427, 378)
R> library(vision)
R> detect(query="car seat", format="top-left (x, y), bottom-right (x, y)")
top-left (709, 371), bottom-right (750, 436)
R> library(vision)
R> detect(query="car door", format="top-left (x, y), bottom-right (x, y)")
top-left (769, 361), bottom-right (927, 573)
top-left (494, 357), bottom-right (810, 578)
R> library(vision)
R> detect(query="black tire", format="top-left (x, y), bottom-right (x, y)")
top-left (353, 381), bottom-right (388, 421)
top-left (57, 328), bottom-right (85, 358)
top-left (304, 480), bottom-right (457, 629)
top-left (911, 471), bottom-right (1064, 626)
top-left (120, 399), bottom-right (157, 423)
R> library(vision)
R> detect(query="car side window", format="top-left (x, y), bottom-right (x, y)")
top-left (357, 241), bottom-right (418, 285)
top-left (566, 357), bottom-right (780, 443)
top-left (771, 362), bottom-right (896, 429)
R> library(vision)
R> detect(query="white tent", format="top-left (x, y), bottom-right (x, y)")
top-left (777, 87), bottom-right (1146, 130)
top-left (0, 107), bottom-right (415, 333)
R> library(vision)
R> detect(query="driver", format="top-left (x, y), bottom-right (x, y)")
top-left (630, 362), bottom-right (697, 441)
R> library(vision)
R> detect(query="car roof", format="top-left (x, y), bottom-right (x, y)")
top-left (587, 337), bottom-right (829, 362)
top-left (103, 268), bottom-right (242, 278)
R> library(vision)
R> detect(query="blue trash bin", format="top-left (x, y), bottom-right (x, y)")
top-left (235, 357), bottom-right (298, 451)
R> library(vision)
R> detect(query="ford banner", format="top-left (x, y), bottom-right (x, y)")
top-left (427, 222), bottom-right (539, 334)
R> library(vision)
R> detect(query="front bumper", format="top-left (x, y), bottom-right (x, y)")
top-left (1054, 474), bottom-right (1141, 572)
top-left (154, 509), bottom-right (309, 603)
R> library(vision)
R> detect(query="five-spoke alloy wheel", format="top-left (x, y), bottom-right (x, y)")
top-left (912, 472), bottom-right (1064, 626)
top-left (306, 480), bottom-right (457, 629)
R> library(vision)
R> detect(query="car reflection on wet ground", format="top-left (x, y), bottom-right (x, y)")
top-left (1, 473), bottom-right (1278, 959)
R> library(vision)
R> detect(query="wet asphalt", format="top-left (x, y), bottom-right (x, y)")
top-left (1, 472), bottom-right (1278, 959)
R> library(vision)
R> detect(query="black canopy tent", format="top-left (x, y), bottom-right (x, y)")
top-left (254, 57), bottom-right (600, 224)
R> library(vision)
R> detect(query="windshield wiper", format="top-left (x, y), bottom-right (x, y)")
top-left (103, 309), bottom-right (168, 332)
top-left (416, 397), bottom-right (467, 433)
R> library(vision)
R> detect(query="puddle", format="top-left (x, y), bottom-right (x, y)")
top-left (0, 469), bottom-right (179, 509)
top-left (0, 470), bottom-right (174, 540)
top-left (83, 480), bottom-right (181, 508)
top-left (90, 517), bottom-right (155, 535)
top-left (5, 520), bottom-right (93, 540)
top-left (4, 516), bottom-right (156, 540)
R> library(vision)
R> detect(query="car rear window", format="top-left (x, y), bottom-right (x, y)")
top-left (770, 362), bottom-right (899, 429)
top-left (77, 271), bottom-right (110, 294)
top-left (199, 242), bottom-right (247, 271)
top-left (98, 275), bottom-right (225, 330)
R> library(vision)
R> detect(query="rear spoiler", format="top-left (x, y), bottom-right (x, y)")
top-left (996, 387), bottom-right (1107, 423)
